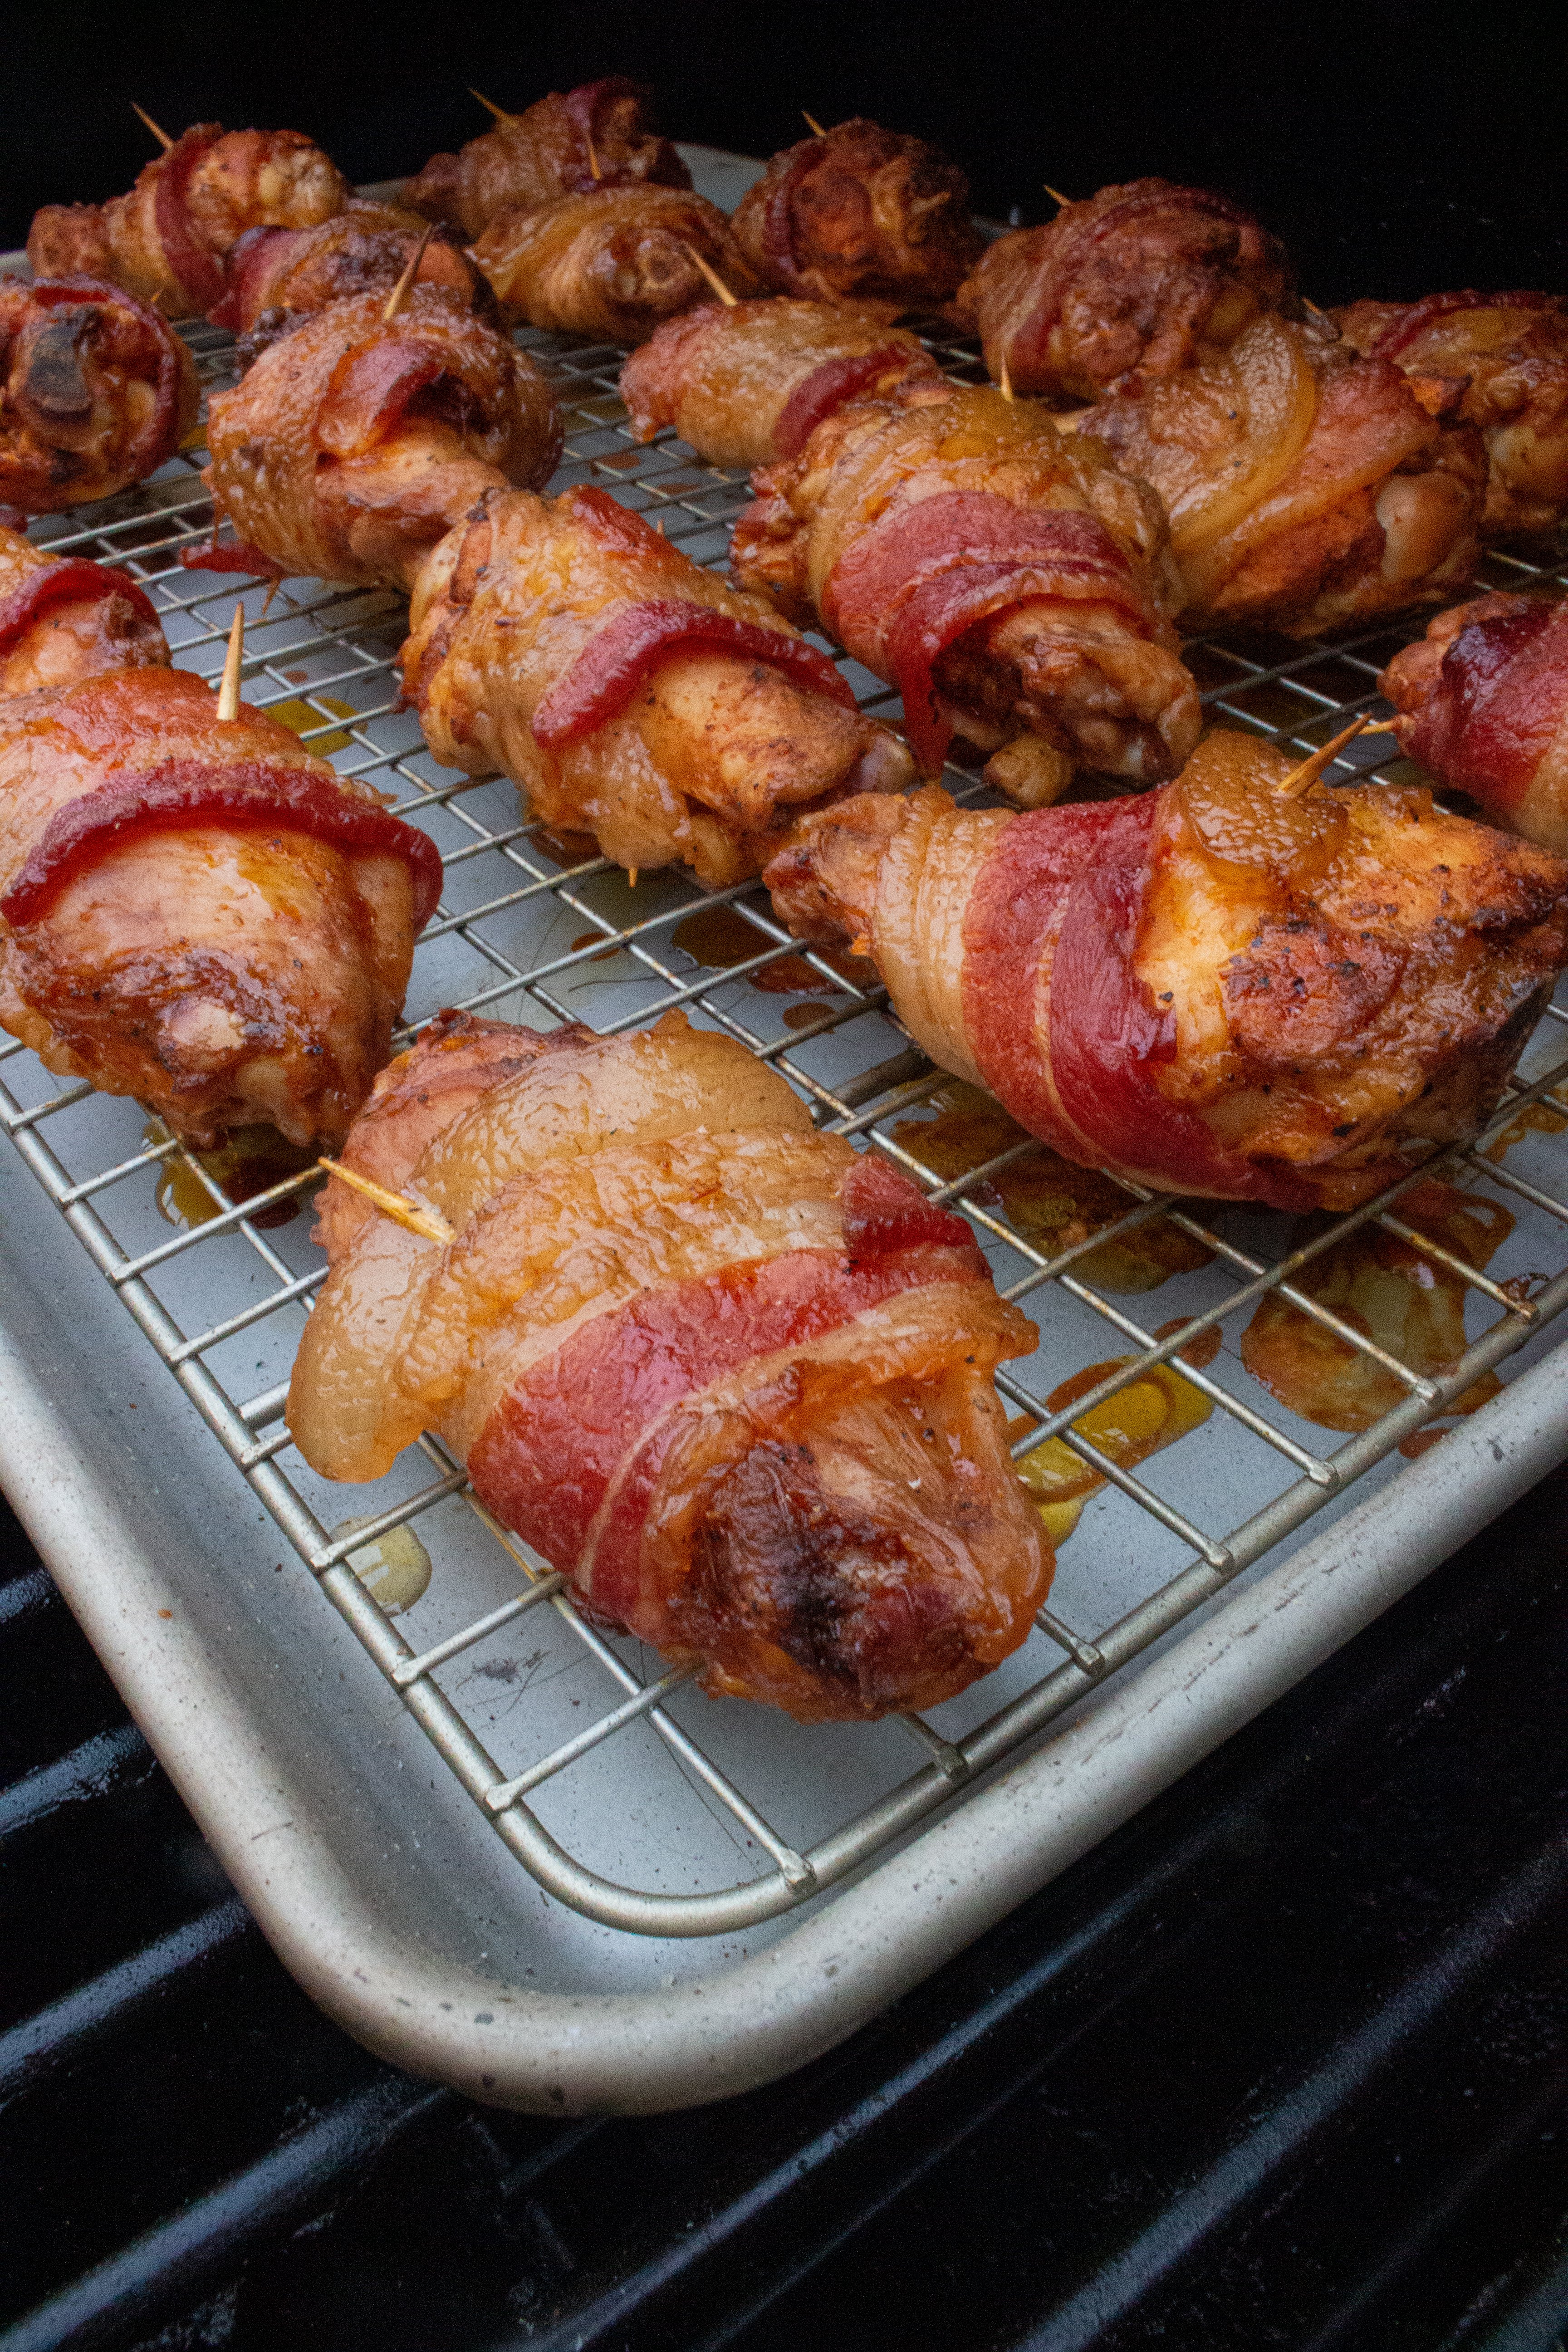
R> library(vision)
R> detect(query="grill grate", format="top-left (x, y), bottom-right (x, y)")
top-left (6, 304), bottom-right (1568, 1938)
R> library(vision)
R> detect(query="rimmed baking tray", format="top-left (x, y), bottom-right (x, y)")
top-left (4, 149), bottom-right (1568, 2112)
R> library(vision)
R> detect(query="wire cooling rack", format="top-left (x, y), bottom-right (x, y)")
top-left (5, 300), bottom-right (1568, 1939)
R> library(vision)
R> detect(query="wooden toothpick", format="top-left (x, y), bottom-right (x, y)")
top-left (1274, 712), bottom-right (1374, 799)
top-left (682, 240), bottom-right (738, 305)
top-left (470, 88), bottom-right (518, 124)
top-left (216, 604), bottom-right (245, 724)
top-left (383, 221), bottom-right (436, 323)
top-left (1043, 183), bottom-right (1071, 209)
top-left (998, 353), bottom-right (1014, 402)
top-left (802, 112), bottom-right (828, 137)
top-left (585, 125), bottom-right (602, 180)
top-left (316, 1158), bottom-right (455, 1244)
top-left (132, 102), bottom-right (174, 152)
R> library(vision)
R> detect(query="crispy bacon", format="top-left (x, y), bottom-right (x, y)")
top-left (470, 186), bottom-right (759, 344)
top-left (764, 728), bottom-right (1568, 1207)
top-left (1381, 593), bottom-right (1568, 855)
top-left (402, 483), bottom-right (914, 887)
top-left (403, 79), bottom-right (691, 244)
top-left (730, 118), bottom-right (983, 319)
top-left (201, 286), bottom-right (562, 589)
top-left (1334, 291), bottom-right (1568, 541)
top-left (955, 179), bottom-right (1301, 402)
top-left (0, 525), bottom-right (169, 696)
top-left (733, 382), bottom-right (1197, 791)
top-left (210, 203), bottom-right (496, 352)
top-left (1078, 314), bottom-right (1485, 636)
top-left (0, 667), bottom-right (430, 1145)
top-left (0, 276), bottom-right (198, 513)
top-left (28, 125), bottom-right (348, 319)
top-left (620, 298), bottom-right (943, 470)
top-left (287, 1010), bottom-right (1051, 1720)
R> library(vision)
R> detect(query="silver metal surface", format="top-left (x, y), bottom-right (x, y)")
top-left (4, 153), bottom-right (1568, 2102)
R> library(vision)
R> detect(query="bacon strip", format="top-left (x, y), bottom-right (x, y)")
top-left (0, 561), bottom-right (160, 661)
top-left (529, 595), bottom-right (859, 750)
top-left (153, 127), bottom-right (227, 314)
top-left (178, 539), bottom-right (287, 578)
top-left (773, 345), bottom-right (934, 460)
top-left (1370, 289), bottom-right (1558, 364)
top-left (1, 756), bottom-right (443, 929)
top-left (469, 1202), bottom-right (988, 1627)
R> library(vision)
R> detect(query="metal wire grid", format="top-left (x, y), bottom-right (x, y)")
top-left (5, 303), bottom-right (1568, 1940)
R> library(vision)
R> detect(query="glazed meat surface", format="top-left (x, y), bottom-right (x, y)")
top-left (472, 186), bottom-right (760, 343)
top-left (401, 482), bottom-right (914, 886)
top-left (0, 667), bottom-right (433, 1145)
top-left (954, 178), bottom-right (1301, 403)
top-left (202, 286), bottom-right (562, 588)
top-left (1077, 314), bottom-right (1485, 636)
top-left (29, 125), bottom-right (348, 319)
top-left (404, 79), bottom-right (691, 244)
top-left (288, 1010), bottom-right (1051, 1720)
top-left (1335, 293), bottom-right (1568, 541)
top-left (0, 276), bottom-right (198, 513)
top-left (734, 381), bottom-right (1197, 797)
top-left (0, 524), bottom-right (168, 696)
top-left (213, 202), bottom-right (496, 356)
top-left (1382, 593), bottom-right (1568, 856)
top-left (765, 728), bottom-right (1568, 1208)
top-left (621, 298), bottom-right (942, 470)
top-left (731, 118), bottom-right (984, 319)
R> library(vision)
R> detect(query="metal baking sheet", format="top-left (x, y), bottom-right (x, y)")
top-left (4, 149), bottom-right (1568, 2110)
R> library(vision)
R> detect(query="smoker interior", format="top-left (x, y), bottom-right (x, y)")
top-left (5, 1470), bottom-right (1568, 2350)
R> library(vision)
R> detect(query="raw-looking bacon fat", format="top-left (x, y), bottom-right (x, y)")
top-left (1382, 594), bottom-right (1568, 856)
top-left (288, 1013), bottom-right (1051, 1720)
top-left (764, 730), bottom-right (1568, 1208)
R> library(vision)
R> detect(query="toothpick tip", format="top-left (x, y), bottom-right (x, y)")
top-left (1043, 183), bottom-right (1071, 209)
top-left (382, 220), bottom-right (436, 323)
top-left (802, 112), bottom-right (828, 137)
top-left (132, 101), bottom-right (174, 152)
top-left (316, 1156), bottom-right (455, 1244)
top-left (469, 88), bottom-right (516, 124)
top-left (1274, 711), bottom-right (1373, 799)
top-left (998, 354), bottom-right (1014, 402)
top-left (216, 603), bottom-right (245, 725)
top-left (681, 239), bottom-right (738, 306)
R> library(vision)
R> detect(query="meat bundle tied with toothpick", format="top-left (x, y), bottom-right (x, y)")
top-left (28, 116), bottom-right (349, 320)
top-left (287, 1010), bottom-right (1053, 1721)
top-left (765, 729), bottom-right (1568, 1209)
top-left (0, 276), bottom-right (198, 513)
top-left (733, 380), bottom-right (1200, 804)
top-left (404, 80), bottom-right (692, 245)
top-left (1381, 593), bottom-right (1568, 856)
top-left (0, 594), bottom-right (440, 1146)
top-left (471, 186), bottom-right (759, 345)
top-left (210, 204), bottom-right (498, 355)
top-left (201, 290), bottom-right (915, 885)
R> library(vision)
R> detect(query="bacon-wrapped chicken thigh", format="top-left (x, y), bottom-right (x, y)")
top-left (288, 1009), bottom-right (1051, 1720)
top-left (403, 78), bottom-right (691, 245)
top-left (1334, 292), bottom-right (1568, 542)
top-left (620, 297), bottom-right (942, 470)
top-left (28, 125), bottom-right (348, 320)
top-left (210, 203), bottom-right (497, 357)
top-left (734, 381), bottom-right (1197, 800)
top-left (1076, 315), bottom-right (1485, 636)
top-left (0, 276), bottom-right (198, 513)
top-left (472, 185), bottom-right (759, 343)
top-left (1381, 593), bottom-right (1568, 856)
top-left (200, 286), bottom-right (561, 588)
top-left (0, 524), bottom-right (168, 695)
top-left (954, 178), bottom-right (1301, 404)
top-left (766, 728), bottom-right (1568, 1209)
top-left (401, 483), bottom-right (914, 885)
top-left (730, 118), bottom-right (984, 320)
top-left (0, 666), bottom-right (439, 1144)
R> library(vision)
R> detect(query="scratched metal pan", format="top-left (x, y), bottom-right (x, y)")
top-left (3, 151), bottom-right (1568, 2113)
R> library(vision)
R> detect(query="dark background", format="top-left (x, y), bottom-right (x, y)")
top-left (3, 0), bottom-right (1564, 304)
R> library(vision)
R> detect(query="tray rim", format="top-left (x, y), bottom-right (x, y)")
top-left (5, 1298), bottom-right (1564, 2115)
